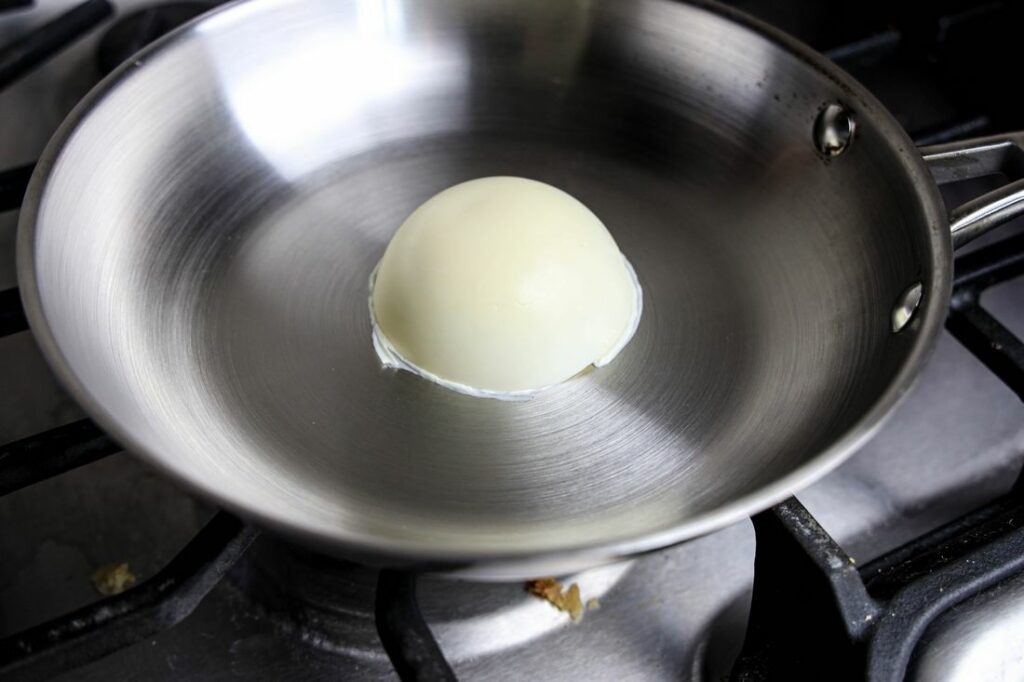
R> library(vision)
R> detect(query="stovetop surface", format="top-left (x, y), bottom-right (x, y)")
top-left (2, 1), bottom-right (1024, 680)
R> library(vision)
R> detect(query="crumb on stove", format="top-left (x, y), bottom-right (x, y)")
top-left (91, 562), bottom-right (137, 596)
top-left (526, 577), bottom-right (585, 622)
top-left (586, 597), bottom-right (600, 611)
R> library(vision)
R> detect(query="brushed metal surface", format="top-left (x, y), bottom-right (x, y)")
top-left (17, 0), bottom-right (953, 576)
top-left (910, 570), bottom-right (1024, 682)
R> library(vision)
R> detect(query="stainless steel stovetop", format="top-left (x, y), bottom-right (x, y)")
top-left (2, 1), bottom-right (1023, 680)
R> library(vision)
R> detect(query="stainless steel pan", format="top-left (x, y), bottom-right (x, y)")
top-left (17, 0), bottom-right (1024, 579)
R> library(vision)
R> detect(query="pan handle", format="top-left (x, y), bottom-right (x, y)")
top-left (920, 132), bottom-right (1024, 248)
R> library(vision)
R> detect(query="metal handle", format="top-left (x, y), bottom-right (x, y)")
top-left (921, 132), bottom-right (1024, 249)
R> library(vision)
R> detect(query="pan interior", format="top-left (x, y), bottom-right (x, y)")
top-left (25, 0), bottom-right (940, 558)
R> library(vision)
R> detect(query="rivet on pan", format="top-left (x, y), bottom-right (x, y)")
top-left (813, 103), bottom-right (855, 156)
top-left (892, 282), bottom-right (923, 333)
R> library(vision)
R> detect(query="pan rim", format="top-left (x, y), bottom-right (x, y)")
top-left (15, 0), bottom-right (952, 577)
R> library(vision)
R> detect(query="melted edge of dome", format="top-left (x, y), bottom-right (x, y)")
top-left (367, 256), bottom-right (643, 401)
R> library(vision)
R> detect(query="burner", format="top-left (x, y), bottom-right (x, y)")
top-left (226, 533), bottom-right (747, 678)
top-left (95, 2), bottom-right (216, 76)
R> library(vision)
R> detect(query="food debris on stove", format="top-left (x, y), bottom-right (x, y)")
top-left (527, 577), bottom-right (602, 622)
top-left (91, 562), bottom-right (137, 596)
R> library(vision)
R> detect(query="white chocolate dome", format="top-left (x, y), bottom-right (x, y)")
top-left (370, 177), bottom-right (641, 398)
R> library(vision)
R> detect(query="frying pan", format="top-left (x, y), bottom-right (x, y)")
top-left (17, 0), bottom-right (1024, 579)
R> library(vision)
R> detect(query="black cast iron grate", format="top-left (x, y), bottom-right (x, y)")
top-left (1, 2), bottom-right (1024, 681)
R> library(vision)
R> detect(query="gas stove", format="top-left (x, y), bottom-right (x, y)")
top-left (1, 1), bottom-right (1023, 680)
